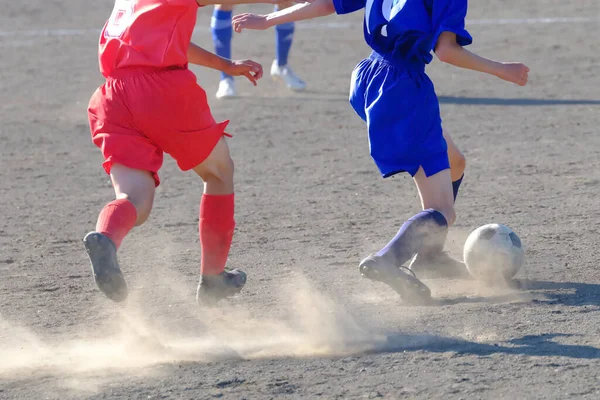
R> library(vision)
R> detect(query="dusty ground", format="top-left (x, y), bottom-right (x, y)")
top-left (1, 0), bottom-right (600, 398)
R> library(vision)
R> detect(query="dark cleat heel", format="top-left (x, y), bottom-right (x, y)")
top-left (83, 231), bottom-right (128, 302)
top-left (359, 255), bottom-right (432, 305)
top-left (196, 269), bottom-right (247, 306)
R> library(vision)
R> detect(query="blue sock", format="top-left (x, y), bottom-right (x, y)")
top-left (275, 20), bottom-right (295, 67)
top-left (211, 9), bottom-right (233, 80)
top-left (452, 174), bottom-right (464, 201)
top-left (376, 209), bottom-right (448, 267)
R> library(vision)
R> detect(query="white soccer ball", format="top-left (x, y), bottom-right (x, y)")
top-left (463, 224), bottom-right (525, 282)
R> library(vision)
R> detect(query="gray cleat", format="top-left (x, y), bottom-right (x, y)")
top-left (196, 269), bottom-right (247, 306)
top-left (83, 231), bottom-right (128, 302)
top-left (360, 254), bottom-right (431, 305)
top-left (409, 251), bottom-right (471, 279)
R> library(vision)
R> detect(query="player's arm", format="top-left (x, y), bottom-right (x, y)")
top-left (187, 42), bottom-right (263, 85)
top-left (434, 32), bottom-right (529, 86)
top-left (233, 0), bottom-right (335, 31)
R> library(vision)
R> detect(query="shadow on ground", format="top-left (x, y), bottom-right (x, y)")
top-left (438, 96), bottom-right (600, 106)
top-left (430, 279), bottom-right (600, 307)
top-left (251, 94), bottom-right (600, 107)
top-left (379, 332), bottom-right (600, 359)
top-left (517, 279), bottom-right (600, 307)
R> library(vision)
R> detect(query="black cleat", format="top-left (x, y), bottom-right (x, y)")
top-left (196, 269), bottom-right (247, 306)
top-left (359, 255), bottom-right (431, 305)
top-left (409, 251), bottom-right (471, 279)
top-left (83, 231), bottom-right (128, 302)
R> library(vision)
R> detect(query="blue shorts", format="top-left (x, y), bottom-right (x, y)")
top-left (349, 52), bottom-right (449, 178)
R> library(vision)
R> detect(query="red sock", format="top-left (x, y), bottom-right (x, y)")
top-left (199, 194), bottom-right (235, 276)
top-left (95, 199), bottom-right (138, 249)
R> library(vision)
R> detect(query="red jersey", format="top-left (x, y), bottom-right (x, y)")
top-left (98, 0), bottom-right (199, 77)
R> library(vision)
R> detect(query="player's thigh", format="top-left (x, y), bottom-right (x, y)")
top-left (413, 167), bottom-right (455, 225)
top-left (134, 70), bottom-right (231, 175)
top-left (110, 164), bottom-right (156, 224)
top-left (443, 131), bottom-right (466, 179)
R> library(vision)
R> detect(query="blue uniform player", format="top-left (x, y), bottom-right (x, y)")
top-left (233, 0), bottom-right (529, 303)
top-left (212, 3), bottom-right (306, 98)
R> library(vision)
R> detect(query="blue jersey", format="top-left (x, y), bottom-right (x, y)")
top-left (338, 0), bottom-right (473, 178)
top-left (333, 0), bottom-right (472, 66)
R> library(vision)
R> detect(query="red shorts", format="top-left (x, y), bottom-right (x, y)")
top-left (88, 66), bottom-right (229, 186)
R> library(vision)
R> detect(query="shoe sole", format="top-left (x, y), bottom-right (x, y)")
top-left (360, 259), bottom-right (431, 305)
top-left (83, 232), bottom-right (128, 303)
top-left (410, 256), bottom-right (471, 279)
top-left (196, 270), bottom-right (247, 306)
top-left (271, 75), bottom-right (306, 92)
top-left (216, 92), bottom-right (237, 99)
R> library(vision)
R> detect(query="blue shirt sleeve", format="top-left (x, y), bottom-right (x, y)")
top-left (431, 0), bottom-right (473, 49)
top-left (332, 0), bottom-right (366, 15)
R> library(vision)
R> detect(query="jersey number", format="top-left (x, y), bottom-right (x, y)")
top-left (365, 0), bottom-right (407, 37)
top-left (104, 0), bottom-right (135, 38)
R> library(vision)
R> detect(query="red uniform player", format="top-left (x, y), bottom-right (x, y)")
top-left (85, 0), bottom-right (279, 305)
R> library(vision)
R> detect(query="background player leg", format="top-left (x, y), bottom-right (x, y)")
top-left (410, 134), bottom-right (470, 277)
top-left (270, 2), bottom-right (306, 91)
top-left (193, 137), bottom-right (246, 305)
top-left (445, 132), bottom-right (466, 200)
top-left (83, 165), bottom-right (156, 302)
top-left (360, 168), bottom-right (455, 303)
top-left (212, 4), bottom-right (236, 99)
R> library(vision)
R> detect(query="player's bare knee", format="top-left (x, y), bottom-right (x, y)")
top-left (212, 156), bottom-right (234, 185)
top-left (452, 152), bottom-right (466, 176)
top-left (195, 155), bottom-right (234, 192)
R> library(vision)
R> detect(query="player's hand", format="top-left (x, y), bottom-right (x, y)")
top-left (224, 59), bottom-right (263, 86)
top-left (233, 13), bottom-right (270, 32)
top-left (496, 62), bottom-right (530, 86)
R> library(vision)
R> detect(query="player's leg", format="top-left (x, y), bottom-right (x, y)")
top-left (360, 169), bottom-right (454, 304)
top-left (86, 81), bottom-right (164, 302)
top-left (192, 137), bottom-right (246, 305)
top-left (212, 4), bottom-right (236, 98)
top-left (139, 69), bottom-right (246, 305)
top-left (445, 131), bottom-right (466, 201)
top-left (270, 1), bottom-right (306, 91)
top-left (84, 165), bottom-right (156, 302)
top-left (352, 60), bottom-right (435, 303)
top-left (413, 167), bottom-right (456, 225)
top-left (409, 133), bottom-right (469, 278)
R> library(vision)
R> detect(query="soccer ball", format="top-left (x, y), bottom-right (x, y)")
top-left (463, 224), bottom-right (525, 282)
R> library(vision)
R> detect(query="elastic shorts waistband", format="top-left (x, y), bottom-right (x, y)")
top-left (106, 65), bottom-right (187, 79)
top-left (368, 51), bottom-right (425, 73)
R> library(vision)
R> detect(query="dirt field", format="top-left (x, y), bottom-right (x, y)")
top-left (1, 0), bottom-right (600, 398)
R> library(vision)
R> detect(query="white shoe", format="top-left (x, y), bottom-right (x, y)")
top-left (270, 60), bottom-right (306, 92)
top-left (216, 77), bottom-right (237, 99)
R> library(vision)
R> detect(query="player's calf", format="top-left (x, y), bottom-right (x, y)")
top-left (193, 138), bottom-right (246, 304)
top-left (450, 151), bottom-right (466, 181)
top-left (84, 165), bottom-right (155, 301)
top-left (110, 164), bottom-right (156, 226)
top-left (444, 132), bottom-right (466, 201)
